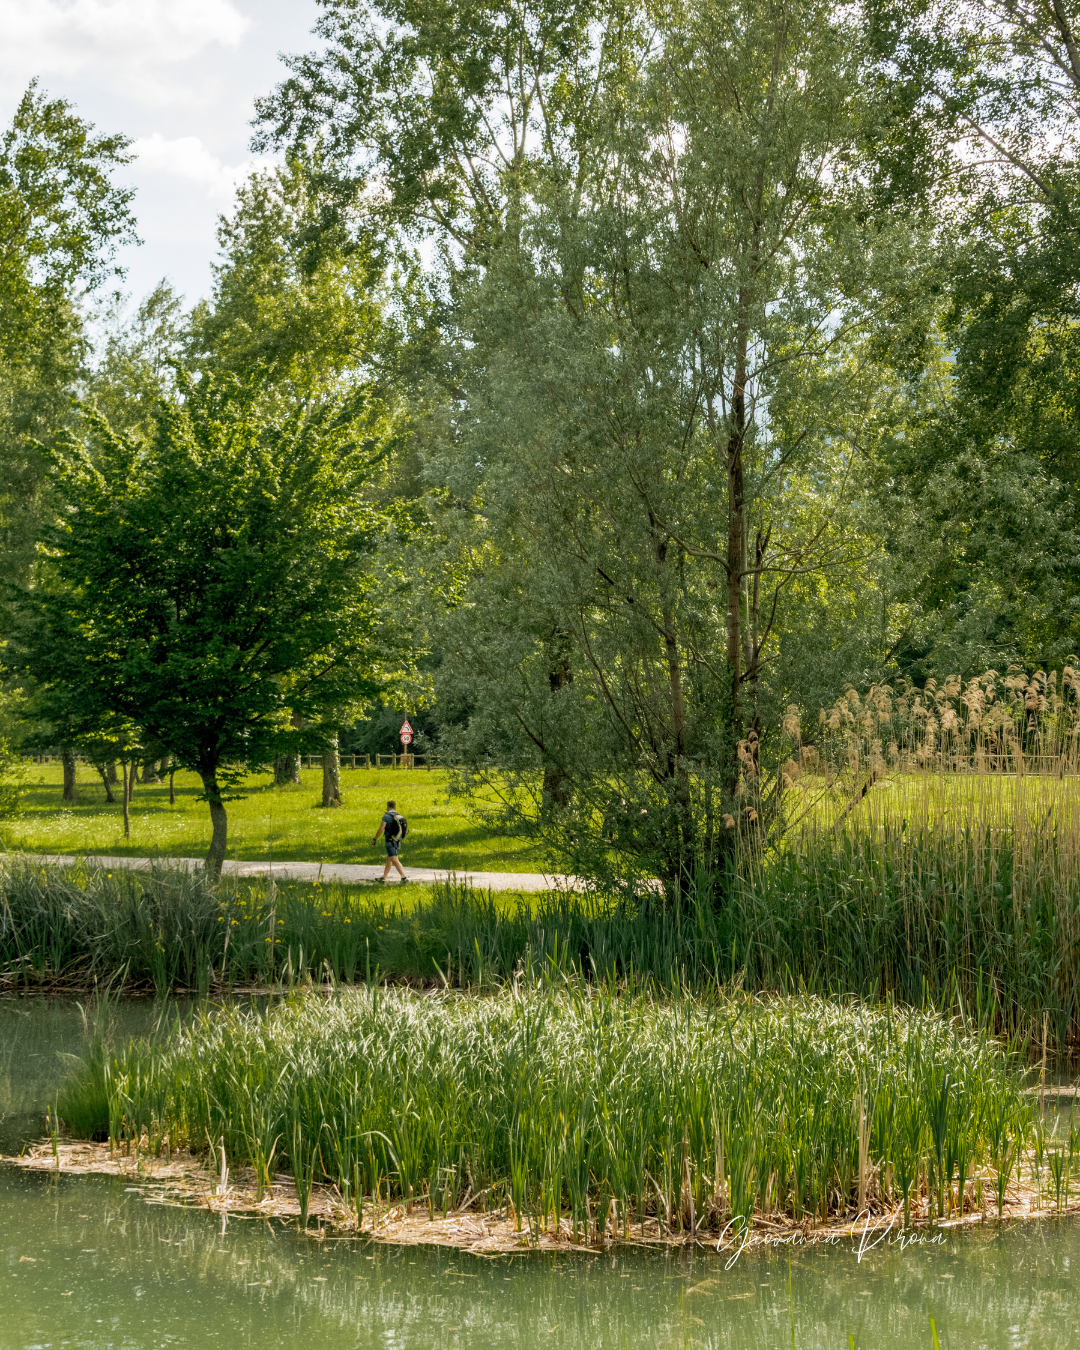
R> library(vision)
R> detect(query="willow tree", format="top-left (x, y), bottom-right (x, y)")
top-left (262, 0), bottom-right (923, 890)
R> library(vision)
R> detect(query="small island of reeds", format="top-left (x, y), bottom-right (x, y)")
top-left (33, 980), bottom-right (1059, 1253)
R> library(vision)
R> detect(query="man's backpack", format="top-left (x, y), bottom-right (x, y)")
top-left (386, 812), bottom-right (408, 843)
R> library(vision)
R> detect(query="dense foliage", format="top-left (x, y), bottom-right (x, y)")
top-left (2, 0), bottom-right (1080, 881)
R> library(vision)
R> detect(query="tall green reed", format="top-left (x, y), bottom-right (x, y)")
top-left (6, 826), bottom-right (1080, 1048)
top-left (102, 984), bottom-right (1030, 1238)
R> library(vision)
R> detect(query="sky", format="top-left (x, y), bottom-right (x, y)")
top-left (0, 0), bottom-right (323, 309)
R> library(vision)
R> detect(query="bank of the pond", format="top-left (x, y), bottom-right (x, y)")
top-left (4, 839), bottom-right (1080, 1049)
top-left (47, 985), bottom-right (1051, 1248)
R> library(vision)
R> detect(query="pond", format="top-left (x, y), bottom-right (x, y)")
top-left (2, 997), bottom-right (1079, 1349)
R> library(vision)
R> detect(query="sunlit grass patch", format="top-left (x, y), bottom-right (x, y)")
top-left (3, 762), bottom-right (543, 873)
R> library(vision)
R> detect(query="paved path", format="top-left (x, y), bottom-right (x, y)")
top-left (6, 852), bottom-right (583, 894)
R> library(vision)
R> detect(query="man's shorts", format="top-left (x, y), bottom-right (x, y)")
top-left (385, 840), bottom-right (401, 857)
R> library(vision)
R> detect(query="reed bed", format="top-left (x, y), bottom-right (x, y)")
top-left (756, 670), bottom-right (1080, 1052)
top-left (736, 807), bottom-right (1080, 1053)
top-left (93, 985), bottom-right (1035, 1241)
top-left (4, 825), bottom-right (1080, 1049)
top-left (810, 666), bottom-right (1080, 785)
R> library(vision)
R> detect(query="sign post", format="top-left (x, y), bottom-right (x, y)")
top-left (400, 720), bottom-right (413, 766)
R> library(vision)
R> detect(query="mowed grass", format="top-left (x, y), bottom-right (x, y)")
top-left (1, 763), bottom-right (545, 874)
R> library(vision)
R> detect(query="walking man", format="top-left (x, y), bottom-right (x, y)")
top-left (372, 799), bottom-right (408, 882)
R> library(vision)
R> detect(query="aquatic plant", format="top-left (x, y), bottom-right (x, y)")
top-left (102, 984), bottom-right (1031, 1239)
top-left (4, 809), bottom-right (1080, 1049)
top-left (55, 988), bottom-right (126, 1141)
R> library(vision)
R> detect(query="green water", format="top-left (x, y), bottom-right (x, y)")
top-left (2, 999), bottom-right (1080, 1349)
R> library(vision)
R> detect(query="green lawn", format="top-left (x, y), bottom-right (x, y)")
top-left (1, 762), bottom-right (546, 873)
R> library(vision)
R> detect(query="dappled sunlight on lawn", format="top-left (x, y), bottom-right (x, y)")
top-left (4, 765), bottom-right (544, 874)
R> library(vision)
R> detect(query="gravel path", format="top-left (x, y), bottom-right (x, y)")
top-left (7, 852), bottom-right (583, 893)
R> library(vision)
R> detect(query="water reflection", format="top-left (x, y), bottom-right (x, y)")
top-left (4, 1167), bottom-right (1080, 1349)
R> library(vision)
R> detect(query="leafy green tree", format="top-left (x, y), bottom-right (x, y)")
top-left (13, 374), bottom-right (402, 873)
top-left (0, 82), bottom-right (136, 597)
top-left (260, 0), bottom-right (928, 891)
top-left (89, 282), bottom-right (188, 438)
top-left (187, 159), bottom-right (384, 398)
top-left (864, 0), bottom-right (1080, 674)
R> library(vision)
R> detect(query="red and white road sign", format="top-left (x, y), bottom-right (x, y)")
top-left (400, 720), bottom-right (413, 737)
top-left (400, 733), bottom-right (412, 745)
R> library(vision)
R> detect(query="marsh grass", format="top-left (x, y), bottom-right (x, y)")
top-left (100, 983), bottom-right (1032, 1241)
top-left (55, 992), bottom-right (118, 1141)
top-left (5, 806), bottom-right (1080, 1052)
top-left (738, 763), bottom-right (1080, 1052)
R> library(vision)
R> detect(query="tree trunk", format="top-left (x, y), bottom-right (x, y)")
top-left (321, 739), bottom-right (342, 808)
top-left (662, 596), bottom-right (693, 886)
top-left (121, 762), bottom-right (131, 838)
top-left (541, 633), bottom-right (573, 813)
top-left (200, 770), bottom-right (228, 877)
top-left (61, 748), bottom-right (77, 802)
top-left (93, 761), bottom-right (115, 803)
top-left (724, 302), bottom-right (750, 804)
top-left (105, 761), bottom-right (118, 785)
top-left (653, 518), bottom-right (693, 892)
top-left (274, 753), bottom-right (301, 785)
top-left (169, 766), bottom-right (175, 805)
top-left (142, 758), bottom-right (161, 784)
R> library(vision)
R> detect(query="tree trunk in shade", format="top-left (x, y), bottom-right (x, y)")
top-left (200, 770), bottom-right (228, 876)
top-left (61, 748), bottom-right (77, 802)
top-left (274, 753), bottom-right (301, 785)
top-left (93, 761), bottom-right (116, 803)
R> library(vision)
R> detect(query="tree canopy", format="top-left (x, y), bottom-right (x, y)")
top-left (14, 373), bottom-right (401, 872)
top-left (3, 0), bottom-right (1080, 886)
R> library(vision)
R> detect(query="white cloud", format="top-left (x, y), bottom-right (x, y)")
top-left (0, 0), bottom-right (250, 99)
top-left (131, 133), bottom-right (267, 203)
